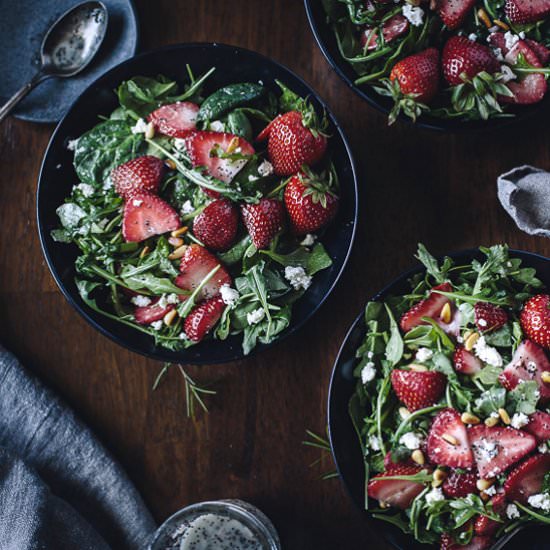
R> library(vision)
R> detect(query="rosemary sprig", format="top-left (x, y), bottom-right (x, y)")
top-left (303, 429), bottom-right (339, 480)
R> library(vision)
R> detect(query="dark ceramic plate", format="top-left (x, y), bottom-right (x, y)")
top-left (37, 43), bottom-right (358, 365)
top-left (304, 0), bottom-right (550, 132)
top-left (0, 0), bottom-right (138, 123)
top-left (328, 249), bottom-right (550, 549)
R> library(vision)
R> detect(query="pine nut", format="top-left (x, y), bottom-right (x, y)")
top-left (409, 363), bottom-right (428, 372)
top-left (477, 8), bottom-right (492, 28)
top-left (464, 332), bottom-right (480, 351)
top-left (145, 121), bottom-right (155, 139)
top-left (461, 412), bottom-right (480, 425)
top-left (168, 236), bottom-right (184, 247)
top-left (226, 136), bottom-right (240, 153)
top-left (493, 19), bottom-right (510, 30)
top-left (412, 450), bottom-right (425, 465)
top-left (171, 226), bottom-right (188, 238)
top-left (163, 309), bottom-right (177, 327)
top-left (168, 244), bottom-right (188, 260)
top-left (433, 469), bottom-right (448, 483)
top-left (485, 416), bottom-right (499, 427)
top-left (139, 245), bottom-right (150, 259)
top-left (165, 159), bottom-right (177, 170)
top-left (477, 478), bottom-right (494, 492)
top-left (442, 433), bottom-right (458, 446)
top-left (399, 407), bottom-right (411, 420)
top-left (379, 501), bottom-right (390, 509)
top-left (440, 303), bottom-right (452, 323)
top-left (498, 408), bottom-right (511, 425)
top-left (432, 479), bottom-right (444, 488)
top-left (542, 372), bottom-right (550, 384)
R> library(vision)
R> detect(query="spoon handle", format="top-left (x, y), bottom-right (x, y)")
top-left (0, 72), bottom-right (50, 124)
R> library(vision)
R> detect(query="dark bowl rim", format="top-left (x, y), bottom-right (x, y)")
top-left (303, 0), bottom-right (548, 133)
top-left (36, 41), bottom-right (359, 365)
top-left (327, 247), bottom-right (550, 545)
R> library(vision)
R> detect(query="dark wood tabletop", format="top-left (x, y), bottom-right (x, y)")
top-left (1, 1), bottom-right (549, 548)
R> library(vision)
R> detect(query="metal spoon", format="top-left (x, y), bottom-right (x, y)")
top-left (0, 1), bottom-right (108, 124)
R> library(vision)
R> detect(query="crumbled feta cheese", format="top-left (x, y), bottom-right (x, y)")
top-left (526, 360), bottom-right (537, 374)
top-left (415, 347), bottom-right (433, 363)
top-left (174, 138), bottom-right (187, 151)
top-left (499, 64), bottom-right (517, 83)
top-left (258, 159), bottom-right (274, 177)
top-left (484, 485), bottom-right (497, 496)
top-left (284, 266), bottom-right (312, 291)
top-left (511, 412), bottom-right (529, 429)
top-left (131, 295), bottom-right (152, 307)
top-left (103, 178), bottom-right (113, 191)
top-left (220, 284), bottom-right (239, 307)
top-left (180, 200), bottom-right (194, 215)
top-left (468, 33), bottom-right (477, 41)
top-left (75, 183), bottom-right (94, 197)
top-left (209, 120), bottom-right (225, 132)
top-left (539, 443), bottom-right (549, 454)
top-left (56, 203), bottom-right (86, 228)
top-left (367, 351), bottom-right (374, 359)
top-left (131, 118), bottom-right (148, 134)
top-left (369, 435), bottom-right (381, 451)
top-left (506, 503), bottom-right (520, 519)
top-left (425, 488), bottom-right (445, 505)
top-left (504, 31), bottom-right (520, 50)
top-left (248, 174), bottom-right (259, 182)
top-left (402, 4), bottom-right (424, 26)
top-left (528, 493), bottom-right (550, 512)
top-left (478, 318), bottom-right (488, 327)
top-left (519, 31), bottom-right (526, 39)
top-left (475, 438), bottom-right (498, 461)
top-left (490, 411), bottom-right (500, 418)
top-left (67, 139), bottom-right (79, 151)
top-left (399, 432), bottom-right (423, 450)
top-left (132, 198), bottom-right (143, 207)
top-left (150, 320), bottom-right (163, 330)
top-left (158, 294), bottom-right (179, 308)
top-left (300, 234), bottom-right (317, 247)
top-left (179, 332), bottom-right (189, 340)
top-left (474, 336), bottom-right (503, 367)
top-left (492, 47), bottom-right (505, 61)
top-left (246, 308), bottom-right (265, 325)
top-left (361, 362), bottom-right (376, 384)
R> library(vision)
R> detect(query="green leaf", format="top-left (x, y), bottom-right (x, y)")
top-left (384, 304), bottom-right (403, 367)
top-left (197, 83), bottom-right (265, 122)
top-left (507, 380), bottom-right (540, 415)
top-left (415, 244), bottom-right (452, 284)
top-left (122, 272), bottom-right (188, 295)
top-left (474, 387), bottom-right (506, 416)
top-left (473, 365), bottom-right (502, 386)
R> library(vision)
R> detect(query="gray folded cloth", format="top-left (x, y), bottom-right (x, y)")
top-left (497, 165), bottom-right (550, 237)
top-left (0, 345), bottom-right (156, 550)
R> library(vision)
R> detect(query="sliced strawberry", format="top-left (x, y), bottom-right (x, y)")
top-left (499, 340), bottom-right (550, 403)
top-left (186, 131), bottom-right (255, 183)
top-left (474, 302), bottom-right (508, 332)
top-left (469, 425), bottom-right (536, 478)
top-left (360, 15), bottom-right (409, 50)
top-left (147, 102), bottom-right (199, 138)
top-left (454, 346), bottom-right (482, 375)
top-left (440, 534), bottom-right (492, 550)
top-left (526, 39), bottom-right (550, 64)
top-left (427, 408), bottom-right (474, 469)
top-left (442, 470), bottom-right (478, 498)
top-left (384, 451), bottom-right (416, 469)
top-left (256, 117), bottom-right (277, 142)
top-left (437, 0), bottom-right (477, 29)
top-left (505, 0), bottom-right (550, 23)
top-left (504, 453), bottom-right (550, 503)
top-left (193, 198), bottom-right (239, 251)
top-left (391, 370), bottom-right (446, 412)
top-left (524, 411), bottom-right (550, 442)
top-left (111, 155), bottom-right (165, 199)
top-left (474, 493), bottom-right (506, 536)
top-left (175, 244), bottom-right (232, 301)
top-left (134, 299), bottom-right (175, 325)
top-left (520, 295), bottom-right (550, 350)
top-left (400, 282), bottom-right (453, 333)
top-left (241, 198), bottom-right (285, 250)
top-left (367, 464), bottom-right (426, 509)
top-left (184, 295), bottom-right (225, 342)
top-left (122, 192), bottom-right (180, 243)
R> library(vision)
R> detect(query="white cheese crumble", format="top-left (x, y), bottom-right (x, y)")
top-left (526, 360), bottom-right (537, 374)
top-left (248, 174), bottom-right (259, 182)
top-left (300, 234), bottom-right (317, 247)
top-left (75, 183), bottom-right (94, 197)
top-left (258, 160), bottom-right (274, 177)
top-left (67, 139), bottom-right (79, 151)
top-left (415, 347), bottom-right (433, 363)
top-left (284, 266), bottom-right (312, 291)
top-left (174, 138), bottom-right (187, 151)
top-left (180, 200), bottom-right (194, 215)
top-left (402, 4), bottom-right (424, 26)
top-left (132, 198), bottom-right (143, 207)
top-left (246, 308), bottom-right (265, 325)
top-left (361, 362), bottom-right (376, 384)
top-left (468, 33), bottom-right (477, 41)
top-left (504, 31), bottom-right (520, 50)
top-left (399, 432), bottom-right (423, 450)
top-left (56, 203), bottom-right (86, 228)
top-left (499, 64), bottom-right (517, 83)
top-left (369, 435), bottom-right (381, 451)
top-left (158, 294), bottom-right (179, 308)
top-left (492, 47), bottom-right (505, 61)
top-left (484, 485), bottom-right (497, 496)
top-left (474, 336), bottom-right (503, 367)
top-left (478, 318), bottom-right (488, 327)
top-left (220, 284), bottom-right (239, 307)
top-left (150, 320), bottom-right (163, 330)
top-left (527, 493), bottom-right (550, 512)
top-left (131, 118), bottom-right (148, 134)
top-left (209, 120), bottom-right (225, 132)
top-left (477, 438), bottom-right (498, 460)
top-left (539, 443), bottom-right (549, 454)
top-left (506, 503), bottom-right (520, 519)
top-left (425, 488), bottom-right (445, 505)
top-left (131, 295), bottom-right (152, 307)
top-left (510, 412), bottom-right (529, 429)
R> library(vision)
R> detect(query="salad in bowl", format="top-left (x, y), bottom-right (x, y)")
top-left (348, 245), bottom-right (550, 548)
top-left (51, 65), bottom-right (341, 356)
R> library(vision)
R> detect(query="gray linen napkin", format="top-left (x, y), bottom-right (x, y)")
top-left (0, 344), bottom-right (156, 550)
top-left (497, 165), bottom-right (550, 237)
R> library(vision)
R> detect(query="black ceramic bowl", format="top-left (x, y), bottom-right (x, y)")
top-left (328, 249), bottom-right (550, 549)
top-left (37, 43), bottom-right (358, 365)
top-left (304, 0), bottom-right (549, 132)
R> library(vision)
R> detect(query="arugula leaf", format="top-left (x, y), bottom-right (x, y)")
top-left (474, 387), bottom-right (506, 416)
top-left (261, 242), bottom-right (332, 275)
top-left (384, 304), bottom-right (403, 367)
top-left (415, 243), bottom-right (452, 284)
top-left (507, 380), bottom-right (540, 415)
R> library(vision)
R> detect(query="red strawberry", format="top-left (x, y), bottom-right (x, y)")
top-left (524, 410), bottom-right (550, 442)
top-left (440, 534), bottom-right (492, 550)
top-left (391, 370), bottom-right (446, 412)
top-left (437, 0), bottom-right (476, 29)
top-left (384, 451), bottom-right (416, 469)
top-left (454, 346), bottom-right (482, 375)
top-left (367, 464), bottom-right (427, 509)
top-left (122, 192), bottom-right (180, 242)
top-left (521, 295), bottom-right (550, 349)
top-left (505, 0), bottom-right (550, 23)
top-left (184, 295), bottom-right (225, 342)
top-left (134, 298), bottom-right (175, 325)
top-left (442, 36), bottom-right (500, 86)
top-left (442, 470), bottom-right (478, 498)
top-left (474, 493), bottom-right (506, 536)
top-left (241, 198), bottom-right (285, 249)
top-left (499, 340), bottom-right (550, 403)
top-left (111, 156), bottom-right (165, 199)
top-left (502, 42), bottom-right (547, 105)
top-left (427, 408), bottom-right (474, 468)
top-left (175, 244), bottom-right (232, 301)
top-left (360, 15), bottom-right (409, 50)
top-left (526, 39), bottom-right (550, 64)
top-left (474, 302), bottom-right (508, 332)
top-left (389, 48), bottom-right (440, 103)
top-left (267, 111), bottom-right (327, 176)
top-left (185, 131), bottom-right (255, 183)
top-left (147, 102), bottom-right (199, 138)
top-left (468, 425), bottom-right (536, 478)
top-left (283, 172), bottom-right (339, 235)
top-left (193, 198), bottom-right (239, 251)
top-left (504, 453), bottom-right (550, 503)
top-left (400, 282), bottom-right (452, 333)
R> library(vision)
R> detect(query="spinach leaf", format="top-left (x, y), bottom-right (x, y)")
top-left (261, 242), bottom-right (332, 275)
top-left (197, 83), bottom-right (265, 122)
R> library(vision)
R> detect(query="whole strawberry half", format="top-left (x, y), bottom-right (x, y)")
top-left (474, 493), bottom-right (506, 536)
top-left (504, 453), bottom-right (550, 503)
top-left (427, 408), bottom-right (473, 469)
top-left (437, 0), bottom-right (476, 29)
top-left (454, 346), bottom-right (482, 374)
top-left (175, 244), bottom-right (232, 301)
top-left (521, 294), bottom-right (550, 349)
top-left (367, 464), bottom-right (427, 509)
top-left (474, 302), bottom-right (508, 332)
top-left (112, 156), bottom-right (165, 199)
top-left (122, 192), bottom-right (180, 243)
top-left (440, 534), bottom-right (492, 550)
top-left (488, 32), bottom-right (550, 64)
top-left (184, 295), bottom-right (226, 342)
top-left (193, 198), bottom-right (239, 251)
top-left (361, 14), bottom-right (409, 50)
top-left (389, 48), bottom-right (440, 103)
top-left (283, 171), bottom-right (339, 235)
top-left (442, 36), bottom-right (500, 86)
top-left (147, 102), bottom-right (199, 138)
top-left (241, 198), bottom-right (285, 250)
top-left (266, 111), bottom-right (327, 176)
top-left (390, 369), bottom-right (446, 412)
top-left (505, 0), bottom-right (550, 23)
top-left (442, 470), bottom-right (478, 498)
top-left (524, 410), bottom-right (550, 442)
top-left (400, 282), bottom-right (452, 333)
top-left (468, 424), bottom-right (536, 478)
top-left (134, 298), bottom-right (175, 325)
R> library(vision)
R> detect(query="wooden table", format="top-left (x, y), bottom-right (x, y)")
top-left (1, 1), bottom-right (549, 548)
